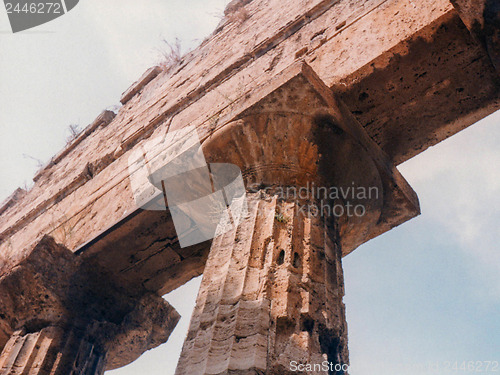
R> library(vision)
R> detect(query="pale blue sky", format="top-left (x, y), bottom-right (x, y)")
top-left (1, 2), bottom-right (498, 375)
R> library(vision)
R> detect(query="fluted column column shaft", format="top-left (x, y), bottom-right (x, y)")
top-left (176, 192), bottom-right (348, 375)
top-left (0, 326), bottom-right (106, 375)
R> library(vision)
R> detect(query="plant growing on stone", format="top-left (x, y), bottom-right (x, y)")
top-left (22, 153), bottom-right (44, 168)
top-left (66, 123), bottom-right (82, 144)
top-left (275, 212), bottom-right (289, 223)
top-left (226, 7), bottom-right (249, 24)
top-left (158, 37), bottom-right (183, 73)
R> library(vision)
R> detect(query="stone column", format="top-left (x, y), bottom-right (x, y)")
top-left (176, 193), bottom-right (348, 375)
top-left (0, 236), bottom-right (180, 374)
top-left (0, 326), bottom-right (105, 375)
top-left (174, 64), bottom-right (380, 375)
top-left (173, 62), bottom-right (419, 375)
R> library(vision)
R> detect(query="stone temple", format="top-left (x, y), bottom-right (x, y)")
top-left (0, 0), bottom-right (498, 373)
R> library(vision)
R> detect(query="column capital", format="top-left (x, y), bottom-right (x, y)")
top-left (202, 62), bottom-right (420, 255)
top-left (0, 235), bottom-right (179, 372)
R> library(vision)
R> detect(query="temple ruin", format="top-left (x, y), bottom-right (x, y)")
top-left (0, 0), bottom-right (498, 373)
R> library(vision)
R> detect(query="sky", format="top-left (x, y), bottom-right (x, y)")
top-left (0, 2), bottom-right (499, 375)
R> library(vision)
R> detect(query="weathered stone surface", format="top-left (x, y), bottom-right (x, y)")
top-left (336, 9), bottom-right (500, 163)
top-left (0, 0), bottom-right (498, 370)
top-left (51, 110), bottom-right (116, 166)
top-left (0, 236), bottom-right (180, 371)
top-left (176, 194), bottom-right (349, 375)
top-left (0, 0), bottom-right (497, 279)
top-left (0, 326), bottom-right (106, 375)
top-left (176, 63), bottom-right (417, 374)
top-left (0, 189), bottom-right (25, 217)
top-left (202, 62), bottom-right (420, 254)
top-left (451, 0), bottom-right (500, 71)
top-left (63, 63), bottom-right (418, 300)
top-left (120, 66), bottom-right (163, 105)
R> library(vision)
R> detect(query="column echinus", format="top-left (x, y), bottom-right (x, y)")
top-left (0, 235), bottom-right (180, 375)
top-left (174, 62), bottom-right (420, 375)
